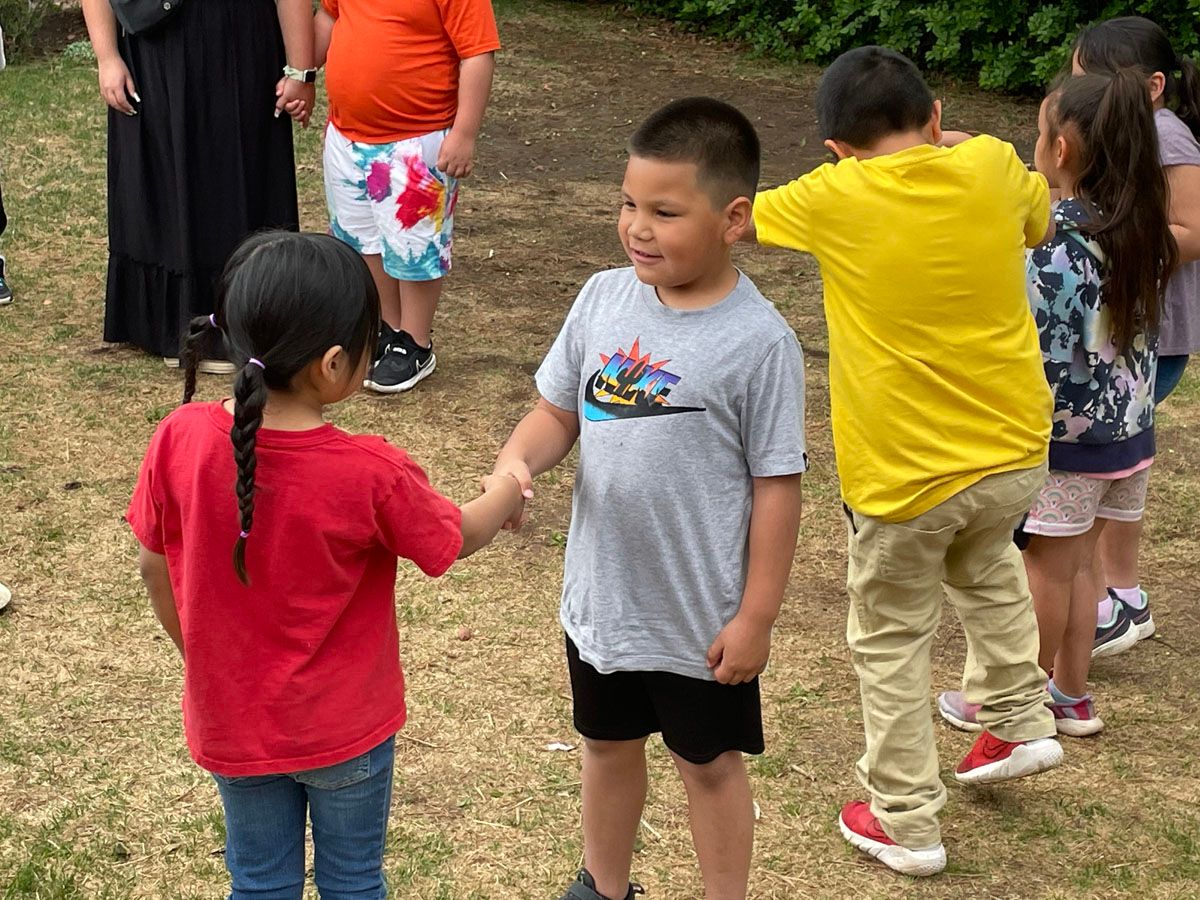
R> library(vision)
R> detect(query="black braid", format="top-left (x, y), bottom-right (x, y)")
top-left (230, 363), bottom-right (268, 585)
top-left (181, 315), bottom-right (215, 404)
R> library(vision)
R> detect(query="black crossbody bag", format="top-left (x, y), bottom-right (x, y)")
top-left (110, 0), bottom-right (184, 35)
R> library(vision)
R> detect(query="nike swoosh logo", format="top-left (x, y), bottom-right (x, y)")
top-left (583, 369), bottom-right (704, 422)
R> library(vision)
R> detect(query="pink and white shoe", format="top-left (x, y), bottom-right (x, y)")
top-left (838, 801), bottom-right (946, 876)
top-left (1049, 693), bottom-right (1105, 737)
top-left (937, 691), bottom-right (983, 732)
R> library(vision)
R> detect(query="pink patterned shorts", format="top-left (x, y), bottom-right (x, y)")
top-left (1024, 467), bottom-right (1150, 537)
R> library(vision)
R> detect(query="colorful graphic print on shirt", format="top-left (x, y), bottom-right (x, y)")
top-left (584, 338), bottom-right (706, 422)
top-left (1026, 199), bottom-right (1156, 446)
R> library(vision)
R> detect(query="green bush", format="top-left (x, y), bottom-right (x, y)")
top-left (0, 0), bottom-right (52, 61)
top-left (614, 1), bottom-right (1200, 92)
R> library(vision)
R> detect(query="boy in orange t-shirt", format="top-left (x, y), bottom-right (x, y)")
top-left (315, 0), bottom-right (499, 392)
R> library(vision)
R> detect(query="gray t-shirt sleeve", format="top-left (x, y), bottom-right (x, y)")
top-left (1158, 111), bottom-right (1200, 167)
top-left (535, 279), bottom-right (591, 412)
top-left (741, 333), bottom-right (809, 477)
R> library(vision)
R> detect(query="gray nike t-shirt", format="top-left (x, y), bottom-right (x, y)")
top-left (536, 267), bottom-right (808, 680)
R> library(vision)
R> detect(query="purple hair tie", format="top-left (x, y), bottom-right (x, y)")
top-left (239, 530), bottom-right (250, 539)
top-left (248, 358), bottom-right (266, 371)
top-left (208, 313), bottom-right (217, 328)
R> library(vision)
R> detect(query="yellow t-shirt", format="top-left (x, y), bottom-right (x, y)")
top-left (753, 136), bottom-right (1052, 522)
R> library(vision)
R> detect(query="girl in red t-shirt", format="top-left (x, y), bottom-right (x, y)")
top-left (127, 231), bottom-right (523, 897)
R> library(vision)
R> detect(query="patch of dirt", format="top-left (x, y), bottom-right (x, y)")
top-left (26, 4), bottom-right (87, 58)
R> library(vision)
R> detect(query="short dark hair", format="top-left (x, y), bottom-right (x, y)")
top-left (629, 97), bottom-right (761, 204)
top-left (816, 46), bottom-right (934, 148)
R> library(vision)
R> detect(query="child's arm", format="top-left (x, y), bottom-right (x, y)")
top-left (274, 0), bottom-right (316, 126)
top-left (1167, 165), bottom-right (1200, 264)
top-left (436, 51), bottom-right (496, 178)
top-left (315, 6), bottom-right (335, 70)
top-left (706, 474), bottom-right (803, 684)
top-left (938, 130), bottom-right (976, 147)
top-left (458, 474), bottom-right (524, 558)
top-left (492, 399), bottom-right (580, 527)
top-left (138, 546), bottom-right (184, 658)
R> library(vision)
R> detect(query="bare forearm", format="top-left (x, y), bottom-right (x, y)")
top-left (495, 404), bottom-right (578, 478)
top-left (276, 0), bottom-right (315, 69)
top-left (452, 52), bottom-right (495, 140)
top-left (81, 0), bottom-right (120, 62)
top-left (459, 477), bottom-right (520, 557)
top-left (738, 475), bottom-right (803, 626)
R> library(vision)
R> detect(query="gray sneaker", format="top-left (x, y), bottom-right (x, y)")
top-left (1092, 600), bottom-right (1139, 659)
top-left (559, 869), bottom-right (644, 900)
top-left (1111, 588), bottom-right (1155, 641)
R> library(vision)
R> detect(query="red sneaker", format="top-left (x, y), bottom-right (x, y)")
top-left (954, 732), bottom-right (1063, 785)
top-left (837, 801), bottom-right (946, 876)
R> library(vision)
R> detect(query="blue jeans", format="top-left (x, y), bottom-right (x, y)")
top-left (212, 736), bottom-right (395, 899)
top-left (1155, 354), bottom-right (1190, 404)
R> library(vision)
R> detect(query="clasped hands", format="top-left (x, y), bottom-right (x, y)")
top-left (275, 77), bottom-right (316, 127)
top-left (481, 460), bottom-right (534, 532)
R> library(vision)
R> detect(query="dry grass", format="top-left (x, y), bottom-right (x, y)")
top-left (1, 2), bottom-right (1198, 897)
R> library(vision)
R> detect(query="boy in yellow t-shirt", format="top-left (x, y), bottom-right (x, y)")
top-left (750, 46), bottom-right (1061, 876)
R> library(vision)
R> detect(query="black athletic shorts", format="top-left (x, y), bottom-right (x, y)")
top-left (565, 635), bottom-right (764, 764)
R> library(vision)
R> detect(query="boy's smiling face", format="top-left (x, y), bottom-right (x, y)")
top-left (618, 155), bottom-right (747, 304)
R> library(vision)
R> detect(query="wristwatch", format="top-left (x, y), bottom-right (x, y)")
top-left (282, 65), bottom-right (318, 84)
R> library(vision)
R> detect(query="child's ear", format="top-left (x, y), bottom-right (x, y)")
top-left (1055, 134), bottom-right (1071, 170)
top-left (1148, 71), bottom-right (1167, 104)
top-left (928, 98), bottom-right (943, 146)
top-left (723, 196), bottom-right (753, 245)
top-left (319, 345), bottom-right (347, 384)
top-left (823, 139), bottom-right (852, 160)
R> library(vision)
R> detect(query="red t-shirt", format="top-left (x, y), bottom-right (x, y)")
top-left (127, 402), bottom-right (463, 776)
top-left (323, 0), bottom-right (501, 142)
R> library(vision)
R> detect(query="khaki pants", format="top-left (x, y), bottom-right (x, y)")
top-left (845, 464), bottom-right (1055, 847)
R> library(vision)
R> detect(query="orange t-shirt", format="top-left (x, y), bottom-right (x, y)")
top-left (322, 0), bottom-right (500, 143)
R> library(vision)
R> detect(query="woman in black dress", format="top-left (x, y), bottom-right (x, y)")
top-left (82, 0), bottom-right (315, 367)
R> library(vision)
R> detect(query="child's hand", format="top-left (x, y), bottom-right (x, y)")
top-left (706, 612), bottom-right (772, 685)
top-left (490, 460), bottom-right (534, 530)
top-left (275, 77), bottom-right (315, 127)
top-left (437, 128), bottom-right (477, 179)
top-left (480, 472), bottom-right (526, 531)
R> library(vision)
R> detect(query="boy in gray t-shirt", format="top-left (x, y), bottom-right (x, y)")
top-left (492, 99), bottom-right (807, 900)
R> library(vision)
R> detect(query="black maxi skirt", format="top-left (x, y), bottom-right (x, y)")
top-left (103, 0), bottom-right (299, 357)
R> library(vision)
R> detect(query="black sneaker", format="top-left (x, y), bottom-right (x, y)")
top-left (559, 869), bottom-right (644, 900)
top-left (1092, 600), bottom-right (1139, 659)
top-left (364, 329), bottom-right (436, 393)
top-left (375, 320), bottom-right (400, 364)
top-left (0, 255), bottom-right (12, 305)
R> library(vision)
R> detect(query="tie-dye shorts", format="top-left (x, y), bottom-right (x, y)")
top-left (323, 122), bottom-right (458, 281)
top-left (1023, 466), bottom-right (1151, 537)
